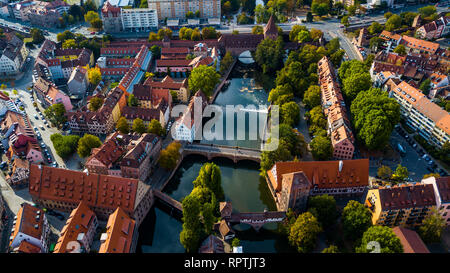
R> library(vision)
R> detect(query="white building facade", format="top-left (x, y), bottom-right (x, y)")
top-left (121, 8), bottom-right (158, 31)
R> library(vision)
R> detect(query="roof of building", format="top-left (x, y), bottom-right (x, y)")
top-left (98, 207), bottom-right (136, 253)
top-left (120, 133), bottom-right (159, 168)
top-left (9, 203), bottom-right (45, 247)
top-left (392, 226), bottom-right (430, 253)
top-left (85, 132), bottom-right (126, 169)
top-left (28, 164), bottom-right (142, 214)
top-left (68, 65), bottom-right (87, 84)
top-left (264, 15), bottom-right (278, 36)
top-left (379, 30), bottom-right (401, 41)
top-left (53, 202), bottom-right (96, 253)
top-left (377, 184), bottom-right (436, 210)
top-left (121, 105), bottom-right (163, 122)
top-left (199, 235), bottom-right (224, 253)
top-left (435, 176), bottom-right (450, 203)
top-left (267, 159), bottom-right (369, 192)
top-left (401, 35), bottom-right (440, 54)
top-left (14, 240), bottom-right (41, 253)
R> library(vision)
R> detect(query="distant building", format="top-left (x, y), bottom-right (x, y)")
top-left (173, 90), bottom-right (208, 142)
top-left (423, 176), bottom-right (450, 225)
top-left (263, 15), bottom-right (278, 40)
top-left (416, 16), bottom-right (450, 40)
top-left (6, 158), bottom-right (29, 186)
top-left (0, 32), bottom-right (28, 75)
top-left (9, 203), bottom-right (50, 253)
top-left (99, 207), bottom-right (138, 253)
top-left (101, 2), bottom-right (158, 33)
top-left (318, 56), bottom-right (355, 160)
top-left (365, 184), bottom-right (437, 227)
top-left (53, 202), bottom-right (98, 253)
top-left (33, 77), bottom-right (73, 111)
top-left (67, 66), bottom-right (89, 98)
top-left (28, 164), bottom-right (154, 226)
top-left (199, 235), bottom-right (224, 253)
top-left (147, 0), bottom-right (220, 20)
top-left (333, 0), bottom-right (354, 7)
top-left (392, 226), bottom-right (429, 253)
top-left (101, 2), bottom-right (123, 33)
top-left (383, 80), bottom-right (450, 148)
top-left (267, 159), bottom-right (369, 212)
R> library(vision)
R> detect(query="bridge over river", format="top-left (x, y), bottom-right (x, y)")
top-left (182, 143), bottom-right (261, 163)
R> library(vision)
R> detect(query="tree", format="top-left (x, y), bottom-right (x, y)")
top-left (289, 212), bottom-right (322, 253)
top-left (231, 238), bottom-right (240, 247)
top-left (84, 10), bottom-right (99, 24)
top-left (385, 14), bottom-right (402, 31)
top-left (148, 119), bottom-right (164, 136)
top-left (159, 142), bottom-right (182, 170)
top-left (350, 88), bottom-right (400, 150)
top-left (30, 28), bottom-right (44, 44)
top-left (368, 22), bottom-right (383, 35)
top-left (201, 27), bottom-right (219, 39)
top-left (310, 135), bottom-right (333, 160)
top-left (116, 117), bottom-right (129, 134)
top-left (50, 134), bottom-right (80, 159)
top-left (193, 162), bottom-right (224, 201)
top-left (157, 28), bottom-right (172, 40)
top-left (297, 30), bottom-right (312, 43)
top-left (77, 134), bottom-right (102, 158)
top-left (303, 85), bottom-right (321, 109)
top-left (306, 11), bottom-right (313, 22)
top-left (252, 25), bottom-right (264, 35)
top-left (88, 97), bottom-right (103, 111)
top-left (44, 103), bottom-right (67, 128)
top-left (418, 5), bottom-right (436, 18)
top-left (377, 165), bottom-right (393, 180)
top-left (254, 38), bottom-right (284, 74)
top-left (369, 37), bottom-right (383, 51)
top-left (342, 72), bottom-right (372, 101)
top-left (62, 39), bottom-right (77, 49)
top-left (394, 44), bottom-right (407, 56)
top-left (219, 51), bottom-right (234, 74)
top-left (419, 78), bottom-right (432, 96)
top-left (342, 200), bottom-right (372, 241)
top-left (281, 101), bottom-right (300, 127)
top-left (148, 32), bottom-right (158, 41)
top-left (88, 67), bottom-right (102, 86)
top-left (127, 94), bottom-right (139, 107)
top-left (393, 164), bottom-right (408, 181)
top-left (419, 208), bottom-right (446, 244)
top-left (180, 194), bottom-right (202, 252)
top-left (188, 65), bottom-right (220, 97)
top-left (307, 194), bottom-right (337, 228)
top-left (90, 18), bottom-right (103, 29)
top-left (384, 12), bottom-right (393, 19)
top-left (322, 245), bottom-right (339, 253)
top-left (237, 12), bottom-right (253, 25)
top-left (132, 118), bottom-right (146, 134)
top-left (356, 226), bottom-right (403, 253)
top-left (341, 15), bottom-right (349, 27)
top-left (311, 1), bottom-right (329, 16)
top-left (150, 45), bottom-right (161, 59)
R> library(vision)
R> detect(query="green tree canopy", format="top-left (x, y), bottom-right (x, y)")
top-left (132, 118), bottom-right (146, 134)
top-left (310, 135), bottom-right (333, 160)
top-left (356, 226), bottom-right (403, 253)
top-left (342, 200), bottom-right (372, 241)
top-left (254, 37), bottom-right (284, 74)
top-left (303, 85), bottom-right (321, 109)
top-left (342, 72), bottom-right (372, 101)
top-left (193, 162), bottom-right (224, 201)
top-left (148, 119), bottom-right (164, 136)
top-left (307, 194), bottom-right (338, 228)
top-left (44, 103), bottom-right (67, 129)
top-left (385, 14), bottom-right (402, 31)
top-left (50, 134), bottom-right (80, 159)
top-left (377, 165), bottom-right (393, 180)
top-left (77, 134), bottom-right (102, 158)
top-left (116, 116), bottom-right (129, 134)
top-left (88, 97), bottom-right (103, 111)
top-left (393, 164), bottom-right (408, 181)
top-left (188, 65), bottom-right (220, 97)
top-left (350, 88), bottom-right (400, 150)
top-left (127, 94), bottom-right (139, 107)
top-left (322, 245), bottom-right (339, 253)
top-left (419, 208), bottom-right (446, 244)
top-left (289, 212), bottom-right (322, 253)
top-left (393, 44), bottom-right (407, 56)
top-left (281, 101), bottom-right (300, 127)
top-left (159, 141), bottom-right (182, 170)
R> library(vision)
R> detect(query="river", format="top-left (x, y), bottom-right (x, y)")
top-left (137, 63), bottom-right (294, 253)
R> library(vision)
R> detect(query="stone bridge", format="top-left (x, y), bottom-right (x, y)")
top-left (153, 189), bottom-right (182, 215)
top-left (182, 143), bottom-right (261, 163)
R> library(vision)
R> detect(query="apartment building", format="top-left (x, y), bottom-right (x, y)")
top-left (9, 203), bottom-right (50, 253)
top-left (28, 164), bottom-right (154, 226)
top-left (121, 8), bottom-right (158, 32)
top-left (392, 226), bottom-right (430, 253)
top-left (423, 176), bottom-right (450, 225)
top-left (99, 207), bottom-right (138, 253)
top-left (147, 0), bottom-right (220, 20)
top-left (144, 75), bottom-right (189, 103)
top-left (333, 0), bottom-right (354, 7)
top-left (33, 77), bottom-right (73, 112)
top-left (400, 35), bottom-right (440, 56)
top-left (384, 80), bottom-right (450, 148)
top-left (318, 56), bottom-right (355, 160)
top-left (0, 32), bottom-right (28, 75)
top-left (67, 66), bottom-right (89, 98)
top-left (365, 184), bottom-right (436, 228)
top-left (416, 16), bottom-right (450, 40)
top-left (267, 159), bottom-right (369, 212)
top-left (53, 202), bottom-right (98, 253)
top-left (173, 90), bottom-right (208, 142)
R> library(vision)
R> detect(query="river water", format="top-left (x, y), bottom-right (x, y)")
top-left (137, 63), bottom-right (294, 253)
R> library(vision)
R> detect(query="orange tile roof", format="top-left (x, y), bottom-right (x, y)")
top-left (98, 207), bottom-right (136, 253)
top-left (392, 226), bottom-right (430, 253)
top-left (85, 132), bottom-right (126, 169)
top-left (380, 30), bottom-right (401, 41)
top-left (394, 81), bottom-right (450, 135)
top-left (53, 202), bottom-right (96, 253)
top-left (9, 204), bottom-right (45, 247)
top-left (267, 159), bottom-right (369, 193)
top-left (29, 165), bottom-right (139, 214)
top-left (15, 241), bottom-right (41, 253)
top-left (401, 35), bottom-right (440, 54)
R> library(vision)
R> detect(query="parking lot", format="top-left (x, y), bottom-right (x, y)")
top-left (388, 125), bottom-right (448, 181)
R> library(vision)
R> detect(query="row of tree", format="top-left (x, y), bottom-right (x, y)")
top-left (180, 163), bottom-right (224, 252)
top-left (116, 116), bottom-right (165, 136)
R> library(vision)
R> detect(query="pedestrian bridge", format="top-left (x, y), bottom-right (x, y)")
top-left (183, 143), bottom-right (261, 163)
top-left (153, 189), bottom-right (182, 214)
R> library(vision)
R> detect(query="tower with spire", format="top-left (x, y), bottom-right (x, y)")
top-left (264, 15), bottom-right (279, 40)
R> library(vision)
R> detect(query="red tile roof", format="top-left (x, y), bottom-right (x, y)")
top-left (392, 226), bottom-right (430, 253)
top-left (99, 207), bottom-right (136, 253)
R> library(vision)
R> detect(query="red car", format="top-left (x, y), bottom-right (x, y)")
top-left (90, 31), bottom-right (95, 35)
